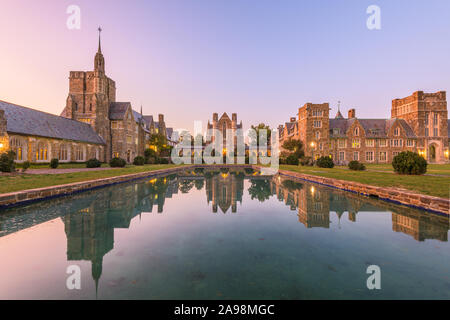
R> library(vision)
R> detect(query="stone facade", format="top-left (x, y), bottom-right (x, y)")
top-left (206, 113), bottom-right (243, 147)
top-left (279, 91), bottom-right (450, 164)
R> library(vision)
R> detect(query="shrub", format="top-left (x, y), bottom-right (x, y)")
top-left (144, 148), bottom-right (157, 159)
top-left (285, 154), bottom-right (299, 165)
top-left (0, 151), bottom-right (16, 172)
top-left (22, 161), bottom-right (31, 173)
top-left (316, 156), bottom-right (334, 168)
top-left (348, 160), bottom-right (366, 171)
top-left (146, 157), bottom-right (156, 164)
top-left (133, 156), bottom-right (145, 166)
top-left (159, 157), bottom-right (169, 164)
top-left (110, 157), bottom-right (126, 168)
top-left (300, 156), bottom-right (313, 166)
top-left (86, 158), bottom-right (101, 168)
top-left (50, 158), bottom-right (59, 169)
top-left (392, 151), bottom-right (427, 175)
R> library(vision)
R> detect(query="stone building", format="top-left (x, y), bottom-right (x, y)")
top-left (0, 100), bottom-right (105, 163)
top-left (0, 29), bottom-right (175, 164)
top-left (206, 113), bottom-right (243, 147)
top-left (278, 91), bottom-right (450, 164)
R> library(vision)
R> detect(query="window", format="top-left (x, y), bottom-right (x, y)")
top-left (79, 118), bottom-right (91, 124)
top-left (366, 139), bottom-right (375, 147)
top-left (354, 127), bottom-right (359, 136)
top-left (338, 139), bottom-right (346, 148)
top-left (75, 147), bottom-right (84, 161)
top-left (333, 128), bottom-right (340, 135)
top-left (89, 103), bottom-right (92, 112)
top-left (366, 151), bottom-right (374, 162)
top-left (313, 120), bottom-right (322, 128)
top-left (339, 151), bottom-right (345, 161)
top-left (74, 103), bottom-right (78, 111)
top-left (111, 121), bottom-right (120, 129)
top-left (379, 139), bottom-right (387, 147)
top-left (352, 138), bottom-right (360, 148)
top-left (312, 110), bottom-right (323, 117)
top-left (315, 131), bottom-right (320, 139)
top-left (391, 139), bottom-right (402, 147)
top-left (394, 127), bottom-right (400, 136)
top-left (36, 142), bottom-right (48, 161)
top-left (433, 128), bottom-right (438, 137)
top-left (393, 151), bottom-right (400, 158)
top-left (406, 139), bottom-right (414, 147)
top-left (353, 152), bottom-right (359, 161)
top-left (10, 137), bottom-right (24, 161)
top-left (59, 145), bottom-right (68, 161)
top-left (319, 143), bottom-right (323, 150)
top-left (113, 152), bottom-right (120, 158)
top-left (424, 113), bottom-right (429, 125)
top-left (379, 152), bottom-right (387, 161)
top-left (127, 135), bottom-right (132, 144)
top-left (425, 128), bottom-right (429, 137)
top-left (433, 113), bottom-right (438, 126)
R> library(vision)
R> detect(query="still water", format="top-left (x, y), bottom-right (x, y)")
top-left (0, 168), bottom-right (448, 299)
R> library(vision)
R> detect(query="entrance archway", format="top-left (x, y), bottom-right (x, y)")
top-left (428, 144), bottom-right (436, 163)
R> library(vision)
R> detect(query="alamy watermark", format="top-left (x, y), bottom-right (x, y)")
top-left (366, 265), bottom-right (381, 290)
top-left (66, 5), bottom-right (81, 30)
top-left (66, 265), bottom-right (81, 290)
top-left (366, 5), bottom-right (381, 30)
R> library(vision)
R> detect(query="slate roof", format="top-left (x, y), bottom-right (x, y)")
top-left (329, 118), bottom-right (417, 138)
top-left (0, 100), bottom-right (105, 144)
top-left (109, 102), bottom-right (131, 120)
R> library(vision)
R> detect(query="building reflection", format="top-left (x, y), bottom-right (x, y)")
top-left (0, 171), bottom-right (448, 298)
top-left (271, 176), bottom-right (449, 241)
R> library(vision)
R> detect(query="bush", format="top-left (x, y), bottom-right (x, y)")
top-left (22, 161), bottom-right (31, 173)
top-left (316, 156), bottom-right (334, 168)
top-left (110, 157), bottom-right (126, 168)
top-left (348, 160), bottom-right (366, 171)
top-left (133, 156), bottom-right (145, 166)
top-left (0, 151), bottom-right (16, 173)
top-left (392, 151), bottom-right (427, 175)
top-left (86, 158), bottom-right (101, 168)
top-left (146, 157), bottom-right (156, 164)
top-left (300, 156), bottom-right (313, 166)
top-left (159, 157), bottom-right (169, 164)
top-left (144, 148), bottom-right (157, 159)
top-left (50, 158), bottom-right (59, 169)
top-left (285, 154), bottom-right (299, 165)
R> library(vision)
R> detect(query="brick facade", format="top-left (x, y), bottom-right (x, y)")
top-left (279, 91), bottom-right (450, 164)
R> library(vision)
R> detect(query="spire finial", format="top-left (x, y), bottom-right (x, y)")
top-left (97, 26), bottom-right (102, 53)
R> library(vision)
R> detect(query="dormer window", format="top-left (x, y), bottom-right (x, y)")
top-left (394, 127), bottom-right (400, 136)
top-left (354, 127), bottom-right (359, 136)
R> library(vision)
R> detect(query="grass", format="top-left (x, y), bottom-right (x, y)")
top-left (0, 164), bottom-right (181, 194)
top-left (364, 163), bottom-right (450, 176)
top-left (279, 164), bottom-right (450, 199)
top-left (15, 162), bottom-right (110, 169)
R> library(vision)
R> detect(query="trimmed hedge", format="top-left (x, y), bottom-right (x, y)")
top-left (50, 158), bottom-right (59, 169)
top-left (316, 156), bottom-right (334, 168)
top-left (133, 156), bottom-right (145, 166)
top-left (392, 151), bottom-right (427, 175)
top-left (348, 160), bottom-right (366, 171)
top-left (110, 157), bottom-right (127, 168)
top-left (286, 154), bottom-right (299, 165)
top-left (0, 151), bottom-right (15, 172)
top-left (86, 158), bottom-right (102, 168)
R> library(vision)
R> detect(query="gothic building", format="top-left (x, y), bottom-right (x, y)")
top-left (278, 91), bottom-right (450, 164)
top-left (0, 29), bottom-right (174, 164)
top-left (206, 113), bottom-right (243, 147)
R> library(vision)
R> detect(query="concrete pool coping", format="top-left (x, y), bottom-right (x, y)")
top-left (0, 164), bottom-right (448, 216)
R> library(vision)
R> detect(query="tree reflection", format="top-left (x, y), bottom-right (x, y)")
top-left (248, 179), bottom-right (273, 202)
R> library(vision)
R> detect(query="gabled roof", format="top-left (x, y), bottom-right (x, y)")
top-left (109, 102), bottom-right (132, 120)
top-left (0, 100), bottom-right (105, 145)
top-left (335, 110), bottom-right (344, 119)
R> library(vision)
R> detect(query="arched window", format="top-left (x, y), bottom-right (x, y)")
top-left (354, 127), bottom-right (359, 136)
top-left (36, 142), bottom-right (48, 161)
top-left (394, 127), bottom-right (400, 136)
top-left (74, 103), bottom-right (78, 111)
top-left (89, 103), bottom-right (92, 112)
top-left (10, 137), bottom-right (25, 161)
top-left (59, 144), bottom-right (68, 161)
top-left (315, 131), bottom-right (320, 140)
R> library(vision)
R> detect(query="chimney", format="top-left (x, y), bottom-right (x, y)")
top-left (348, 109), bottom-right (356, 119)
top-left (232, 113), bottom-right (237, 121)
top-left (290, 117), bottom-right (296, 122)
top-left (213, 113), bottom-right (218, 121)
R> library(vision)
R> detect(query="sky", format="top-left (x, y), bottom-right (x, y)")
top-left (1, 0), bottom-right (450, 133)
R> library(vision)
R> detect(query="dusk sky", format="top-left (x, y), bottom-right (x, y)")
top-left (1, 0), bottom-right (450, 132)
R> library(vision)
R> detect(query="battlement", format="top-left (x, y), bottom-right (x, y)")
top-left (392, 91), bottom-right (446, 107)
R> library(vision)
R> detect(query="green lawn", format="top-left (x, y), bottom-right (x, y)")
top-left (364, 163), bottom-right (450, 176)
top-left (0, 164), bottom-right (180, 194)
top-left (280, 164), bottom-right (450, 199)
top-left (15, 162), bottom-right (110, 169)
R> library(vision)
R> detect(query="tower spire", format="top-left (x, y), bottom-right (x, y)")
top-left (98, 26), bottom-right (102, 53)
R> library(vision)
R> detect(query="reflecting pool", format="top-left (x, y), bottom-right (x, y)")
top-left (0, 168), bottom-right (448, 299)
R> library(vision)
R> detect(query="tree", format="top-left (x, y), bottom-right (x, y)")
top-left (282, 139), bottom-right (304, 159)
top-left (149, 133), bottom-right (167, 153)
top-left (249, 123), bottom-right (272, 146)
